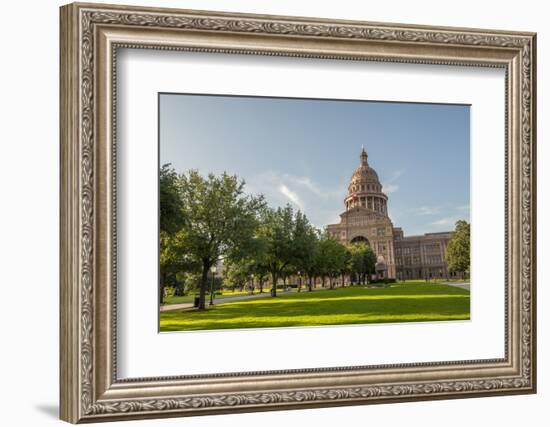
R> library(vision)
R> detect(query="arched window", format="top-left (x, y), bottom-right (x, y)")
top-left (350, 235), bottom-right (370, 245)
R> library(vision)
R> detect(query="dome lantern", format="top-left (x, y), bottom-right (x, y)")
top-left (360, 144), bottom-right (368, 166)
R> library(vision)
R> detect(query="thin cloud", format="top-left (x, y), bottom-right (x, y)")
top-left (279, 184), bottom-right (304, 210)
top-left (431, 216), bottom-right (463, 226)
top-left (244, 170), bottom-right (346, 228)
top-left (384, 183), bottom-right (399, 194)
top-left (381, 170), bottom-right (404, 194)
top-left (412, 206), bottom-right (441, 216)
top-left (292, 176), bottom-right (323, 196)
top-left (284, 174), bottom-right (343, 199)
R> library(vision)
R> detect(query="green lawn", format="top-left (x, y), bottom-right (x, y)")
top-left (159, 282), bottom-right (470, 332)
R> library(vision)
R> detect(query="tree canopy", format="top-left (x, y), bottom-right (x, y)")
top-left (160, 165), bottom-right (387, 307)
top-left (159, 164), bottom-right (184, 235)
top-left (445, 220), bottom-right (470, 275)
top-left (160, 165), bottom-right (265, 309)
top-left (348, 242), bottom-right (377, 285)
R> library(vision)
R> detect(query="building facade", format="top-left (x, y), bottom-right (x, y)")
top-left (326, 147), bottom-right (455, 280)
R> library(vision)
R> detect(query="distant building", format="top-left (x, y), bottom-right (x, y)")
top-left (326, 147), bottom-right (458, 280)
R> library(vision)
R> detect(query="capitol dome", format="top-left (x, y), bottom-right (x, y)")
top-left (344, 146), bottom-right (388, 215)
top-left (350, 163), bottom-right (380, 187)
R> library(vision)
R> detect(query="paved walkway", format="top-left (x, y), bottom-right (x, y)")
top-left (160, 291), bottom-right (278, 312)
top-left (439, 281), bottom-right (470, 291)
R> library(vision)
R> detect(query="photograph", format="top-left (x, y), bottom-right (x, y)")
top-left (55, 3), bottom-right (536, 422)
top-left (158, 93), bottom-right (471, 332)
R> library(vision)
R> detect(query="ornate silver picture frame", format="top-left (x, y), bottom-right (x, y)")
top-left (60, 2), bottom-right (536, 423)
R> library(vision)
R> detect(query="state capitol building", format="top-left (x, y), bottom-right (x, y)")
top-left (326, 147), bottom-right (457, 281)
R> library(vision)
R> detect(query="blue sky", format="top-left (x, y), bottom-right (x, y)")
top-left (159, 93), bottom-right (470, 236)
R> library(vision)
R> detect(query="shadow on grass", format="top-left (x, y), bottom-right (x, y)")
top-left (160, 284), bottom-right (471, 332)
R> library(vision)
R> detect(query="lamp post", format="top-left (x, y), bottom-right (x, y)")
top-left (209, 264), bottom-right (217, 306)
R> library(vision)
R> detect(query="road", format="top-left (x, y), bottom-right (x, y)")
top-left (160, 291), bottom-right (278, 312)
top-left (439, 281), bottom-right (470, 291)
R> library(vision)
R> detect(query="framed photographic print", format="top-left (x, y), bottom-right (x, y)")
top-left (60, 2), bottom-right (537, 423)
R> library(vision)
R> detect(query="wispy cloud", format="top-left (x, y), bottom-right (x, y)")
top-left (384, 183), bottom-right (399, 194)
top-left (408, 203), bottom-right (469, 233)
top-left (279, 184), bottom-right (304, 210)
top-left (245, 170), bottom-right (346, 228)
top-left (381, 170), bottom-right (403, 194)
top-left (412, 206), bottom-right (441, 216)
top-left (431, 216), bottom-right (461, 226)
top-left (291, 176), bottom-right (323, 197)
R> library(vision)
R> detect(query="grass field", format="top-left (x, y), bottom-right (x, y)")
top-left (159, 282), bottom-right (470, 332)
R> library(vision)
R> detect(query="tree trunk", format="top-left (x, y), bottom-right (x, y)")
top-left (341, 273), bottom-right (346, 287)
top-left (198, 260), bottom-right (210, 310)
top-left (307, 275), bottom-right (313, 292)
top-left (259, 278), bottom-right (264, 293)
top-left (271, 273), bottom-right (278, 297)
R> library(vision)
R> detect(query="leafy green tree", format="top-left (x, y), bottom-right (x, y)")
top-left (159, 164), bottom-right (186, 303)
top-left (291, 211), bottom-right (318, 292)
top-left (180, 271), bottom-right (201, 295)
top-left (316, 235), bottom-right (348, 289)
top-left (159, 229), bottom-right (200, 304)
top-left (280, 264), bottom-right (296, 290)
top-left (178, 170), bottom-right (265, 309)
top-left (159, 231), bottom-right (177, 304)
top-left (160, 164), bottom-right (185, 235)
top-left (248, 236), bottom-right (270, 293)
top-left (259, 205), bottom-right (297, 297)
top-left (348, 243), bottom-right (376, 285)
top-left (339, 246), bottom-right (352, 287)
top-left (303, 232), bottom-right (320, 292)
top-left (445, 220), bottom-right (470, 276)
top-left (224, 258), bottom-right (253, 292)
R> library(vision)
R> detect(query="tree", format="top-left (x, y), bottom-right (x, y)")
top-left (223, 258), bottom-right (253, 292)
top-left (291, 211), bottom-right (318, 292)
top-left (445, 220), bottom-right (470, 276)
top-left (248, 236), bottom-right (270, 293)
top-left (178, 170), bottom-right (265, 309)
top-left (339, 246), bottom-right (352, 287)
top-left (259, 205), bottom-right (297, 297)
top-left (314, 235), bottom-right (347, 289)
top-left (159, 231), bottom-right (177, 304)
top-left (303, 231), bottom-right (321, 292)
top-left (348, 243), bottom-right (376, 285)
top-left (159, 229), bottom-right (199, 304)
top-left (159, 164), bottom-right (186, 303)
top-left (160, 164), bottom-right (185, 235)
